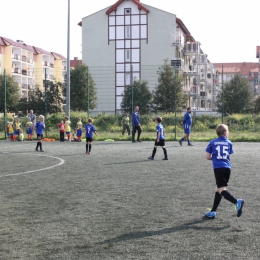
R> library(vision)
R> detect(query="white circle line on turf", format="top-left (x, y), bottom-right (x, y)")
top-left (0, 153), bottom-right (65, 178)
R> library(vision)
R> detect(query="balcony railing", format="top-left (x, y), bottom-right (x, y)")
top-left (184, 42), bottom-right (199, 54)
top-left (22, 84), bottom-right (28, 89)
top-left (200, 72), bottom-right (206, 82)
top-left (22, 69), bottom-right (27, 75)
top-left (183, 65), bottom-right (198, 76)
top-left (50, 63), bottom-right (54, 68)
top-left (200, 54), bottom-right (207, 64)
top-left (170, 33), bottom-right (184, 48)
top-left (13, 68), bottom-right (21, 74)
top-left (12, 54), bottom-right (21, 60)
top-left (22, 56), bottom-right (27, 62)
top-left (170, 58), bottom-right (184, 70)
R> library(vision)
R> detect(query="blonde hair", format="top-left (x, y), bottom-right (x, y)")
top-left (216, 124), bottom-right (228, 136)
top-left (88, 118), bottom-right (93, 123)
top-left (39, 115), bottom-right (44, 120)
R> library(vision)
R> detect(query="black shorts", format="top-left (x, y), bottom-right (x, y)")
top-left (37, 134), bottom-right (43, 140)
top-left (154, 139), bottom-right (165, 147)
top-left (86, 137), bottom-right (93, 142)
top-left (214, 168), bottom-right (231, 188)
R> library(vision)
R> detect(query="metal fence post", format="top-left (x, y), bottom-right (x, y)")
top-left (4, 69), bottom-right (7, 139)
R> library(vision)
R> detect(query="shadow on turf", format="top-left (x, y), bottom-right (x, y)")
top-left (99, 218), bottom-right (230, 244)
top-left (104, 159), bottom-right (150, 165)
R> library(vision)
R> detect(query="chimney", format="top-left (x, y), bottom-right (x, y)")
top-left (17, 40), bottom-right (23, 43)
top-left (74, 57), bottom-right (78, 60)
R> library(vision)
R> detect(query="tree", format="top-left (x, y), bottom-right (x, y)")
top-left (17, 81), bottom-right (64, 115)
top-left (216, 73), bottom-right (254, 114)
top-left (121, 80), bottom-right (153, 114)
top-left (0, 73), bottom-right (20, 113)
top-left (254, 96), bottom-right (260, 114)
top-left (153, 60), bottom-right (186, 113)
top-left (64, 64), bottom-right (97, 111)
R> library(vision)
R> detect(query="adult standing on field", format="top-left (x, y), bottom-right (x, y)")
top-left (132, 106), bottom-right (142, 143)
top-left (179, 107), bottom-right (193, 146)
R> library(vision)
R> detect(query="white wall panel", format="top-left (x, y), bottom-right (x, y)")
top-left (125, 40), bottom-right (131, 48)
top-left (132, 49), bottom-right (139, 62)
top-left (132, 40), bottom-right (140, 48)
top-left (141, 15), bottom-right (147, 24)
top-left (116, 73), bottom-right (124, 86)
top-left (109, 27), bottom-right (115, 40)
top-left (116, 26), bottom-right (124, 39)
top-left (116, 40), bottom-right (124, 48)
top-left (125, 16), bottom-right (130, 25)
top-left (116, 16), bottom-right (124, 25)
top-left (116, 96), bottom-right (123, 109)
top-left (132, 15), bottom-right (139, 25)
top-left (109, 16), bottom-right (115, 26)
top-left (141, 25), bottom-right (147, 38)
top-left (116, 64), bottom-right (124, 72)
top-left (116, 87), bottom-right (125, 95)
top-left (116, 49), bottom-right (124, 62)
top-left (132, 25), bottom-right (140, 39)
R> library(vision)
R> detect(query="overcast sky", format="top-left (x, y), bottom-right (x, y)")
top-left (1, 0), bottom-right (259, 63)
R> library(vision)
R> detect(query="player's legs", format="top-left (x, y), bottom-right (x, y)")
top-left (122, 124), bottom-right (126, 135)
top-left (126, 125), bottom-right (130, 135)
top-left (148, 143), bottom-right (157, 160)
top-left (132, 126), bottom-right (137, 142)
top-left (36, 134), bottom-right (44, 152)
top-left (162, 143), bottom-right (168, 160)
top-left (137, 125), bottom-right (142, 141)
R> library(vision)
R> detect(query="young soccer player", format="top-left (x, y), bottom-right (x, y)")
top-left (179, 107), bottom-right (193, 146)
top-left (8, 118), bottom-right (15, 141)
top-left (58, 120), bottom-right (65, 142)
top-left (204, 124), bottom-right (244, 219)
top-left (76, 118), bottom-right (83, 142)
top-left (148, 117), bottom-right (168, 160)
top-left (84, 118), bottom-right (97, 154)
top-left (26, 117), bottom-right (33, 141)
top-left (121, 113), bottom-right (131, 136)
top-left (71, 128), bottom-right (79, 142)
top-left (65, 116), bottom-right (71, 141)
top-left (19, 129), bottom-right (24, 141)
top-left (35, 115), bottom-right (45, 152)
top-left (14, 118), bottom-right (22, 141)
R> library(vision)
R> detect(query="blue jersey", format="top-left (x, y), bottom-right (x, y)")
top-left (132, 111), bottom-right (140, 126)
top-left (156, 123), bottom-right (165, 139)
top-left (205, 136), bottom-right (233, 169)
top-left (183, 111), bottom-right (192, 125)
top-left (35, 121), bottom-right (45, 135)
top-left (84, 124), bottom-right (96, 138)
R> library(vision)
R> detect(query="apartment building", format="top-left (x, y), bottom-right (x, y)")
top-left (78, 0), bottom-right (218, 113)
top-left (214, 62), bottom-right (259, 96)
top-left (0, 36), bottom-right (66, 98)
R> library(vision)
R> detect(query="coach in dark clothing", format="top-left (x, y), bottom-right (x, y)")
top-left (132, 106), bottom-right (142, 143)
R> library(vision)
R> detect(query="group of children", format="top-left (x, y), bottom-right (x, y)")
top-left (6, 117), bottom-right (35, 141)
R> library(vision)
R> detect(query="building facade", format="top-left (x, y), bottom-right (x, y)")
top-left (214, 62), bottom-right (259, 97)
top-left (0, 36), bottom-right (66, 98)
top-left (79, 0), bottom-right (218, 113)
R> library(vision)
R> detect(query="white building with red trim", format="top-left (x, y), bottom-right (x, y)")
top-left (78, 0), bottom-right (217, 113)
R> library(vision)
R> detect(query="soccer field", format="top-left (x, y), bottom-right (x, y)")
top-left (0, 140), bottom-right (259, 259)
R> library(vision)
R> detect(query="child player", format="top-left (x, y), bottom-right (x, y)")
top-left (26, 117), bottom-right (33, 141)
top-left (8, 118), bottom-right (15, 141)
top-left (65, 116), bottom-right (71, 141)
top-left (35, 115), bottom-right (45, 152)
top-left (76, 118), bottom-right (83, 142)
top-left (204, 124), bottom-right (244, 219)
top-left (84, 118), bottom-right (97, 154)
top-left (148, 117), bottom-right (168, 160)
top-left (14, 118), bottom-right (22, 141)
top-left (58, 120), bottom-right (65, 142)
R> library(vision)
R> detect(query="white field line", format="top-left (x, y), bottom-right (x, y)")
top-left (0, 153), bottom-right (65, 178)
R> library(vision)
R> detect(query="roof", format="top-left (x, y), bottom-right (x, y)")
top-left (256, 46), bottom-right (260, 58)
top-left (0, 35), bottom-right (66, 60)
top-left (106, 0), bottom-right (149, 15)
top-left (70, 59), bottom-right (82, 67)
top-left (176, 18), bottom-right (195, 42)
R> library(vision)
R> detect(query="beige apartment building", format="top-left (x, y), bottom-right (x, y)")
top-left (0, 36), bottom-right (66, 98)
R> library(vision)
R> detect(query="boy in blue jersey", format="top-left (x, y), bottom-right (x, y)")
top-left (84, 118), bottom-right (97, 154)
top-left (148, 117), bottom-right (168, 160)
top-left (179, 107), bottom-right (193, 146)
top-left (35, 115), bottom-right (45, 152)
top-left (204, 124), bottom-right (244, 219)
top-left (132, 106), bottom-right (142, 143)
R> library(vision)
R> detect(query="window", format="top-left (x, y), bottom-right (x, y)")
top-left (126, 26), bottom-right (130, 38)
top-left (125, 50), bottom-right (130, 62)
top-left (125, 9), bottom-right (131, 14)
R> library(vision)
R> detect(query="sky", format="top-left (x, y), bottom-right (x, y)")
top-left (1, 0), bottom-right (260, 63)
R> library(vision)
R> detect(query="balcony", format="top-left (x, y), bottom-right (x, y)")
top-left (43, 61), bottom-right (50, 67)
top-left (27, 71), bottom-right (33, 77)
top-left (28, 84), bottom-right (33, 89)
top-left (200, 54), bottom-right (207, 64)
top-left (170, 58), bottom-right (184, 70)
top-left (184, 42), bottom-right (199, 55)
top-left (183, 65), bottom-right (198, 76)
top-left (200, 91), bottom-right (207, 97)
top-left (13, 68), bottom-right (21, 74)
top-left (22, 56), bottom-right (27, 62)
top-left (22, 69), bottom-right (27, 75)
top-left (22, 84), bottom-right (28, 89)
top-left (170, 33), bottom-right (184, 48)
top-left (28, 58), bottom-right (33, 63)
top-left (12, 54), bottom-right (21, 60)
top-left (50, 63), bottom-right (54, 68)
top-left (200, 72), bottom-right (206, 82)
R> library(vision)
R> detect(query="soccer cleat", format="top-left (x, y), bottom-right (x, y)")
top-left (148, 156), bottom-right (154, 160)
top-left (132, 140), bottom-right (137, 143)
top-left (188, 143), bottom-right (193, 146)
top-left (179, 140), bottom-right (182, 146)
top-left (205, 211), bottom-right (216, 219)
top-left (162, 157), bottom-right (168, 160)
top-left (35, 149), bottom-right (38, 152)
top-left (137, 139), bottom-right (142, 142)
top-left (40, 150), bottom-right (44, 152)
top-left (236, 199), bottom-right (244, 217)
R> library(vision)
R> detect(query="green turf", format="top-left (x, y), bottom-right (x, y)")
top-left (0, 140), bottom-right (259, 259)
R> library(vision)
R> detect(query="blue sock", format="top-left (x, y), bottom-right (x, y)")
top-left (188, 140), bottom-right (191, 144)
top-left (180, 138), bottom-right (184, 142)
